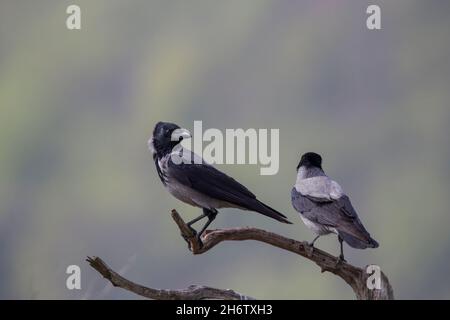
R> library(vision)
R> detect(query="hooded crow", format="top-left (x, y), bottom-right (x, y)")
top-left (149, 122), bottom-right (292, 243)
top-left (291, 152), bottom-right (378, 261)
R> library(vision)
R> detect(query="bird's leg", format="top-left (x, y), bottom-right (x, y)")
top-left (305, 235), bottom-right (320, 257)
top-left (310, 235), bottom-right (320, 247)
top-left (179, 212), bottom-right (207, 249)
top-left (186, 212), bottom-right (208, 236)
top-left (187, 213), bottom-right (207, 227)
top-left (336, 235), bottom-right (346, 264)
top-left (196, 208), bottom-right (218, 245)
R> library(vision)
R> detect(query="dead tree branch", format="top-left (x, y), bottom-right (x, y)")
top-left (86, 256), bottom-right (254, 300)
top-left (88, 209), bottom-right (393, 300)
top-left (172, 209), bottom-right (393, 300)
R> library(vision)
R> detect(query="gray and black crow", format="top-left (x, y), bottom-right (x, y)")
top-left (291, 152), bottom-right (378, 261)
top-left (149, 122), bottom-right (292, 243)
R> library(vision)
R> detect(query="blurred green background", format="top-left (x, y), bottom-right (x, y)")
top-left (1, 0), bottom-right (449, 299)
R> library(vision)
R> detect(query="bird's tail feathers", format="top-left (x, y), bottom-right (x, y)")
top-left (339, 231), bottom-right (379, 249)
top-left (250, 200), bottom-right (293, 224)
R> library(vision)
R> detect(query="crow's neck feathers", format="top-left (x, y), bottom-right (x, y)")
top-left (297, 165), bottom-right (326, 180)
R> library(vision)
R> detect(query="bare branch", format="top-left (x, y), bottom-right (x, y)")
top-left (87, 209), bottom-right (393, 300)
top-left (171, 209), bottom-right (394, 300)
top-left (86, 256), bottom-right (255, 300)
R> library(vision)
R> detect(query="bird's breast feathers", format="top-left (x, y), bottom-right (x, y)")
top-left (157, 151), bottom-right (239, 209)
top-left (295, 176), bottom-right (344, 201)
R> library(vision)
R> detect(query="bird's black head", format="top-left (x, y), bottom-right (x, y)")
top-left (297, 152), bottom-right (323, 170)
top-left (149, 122), bottom-right (191, 158)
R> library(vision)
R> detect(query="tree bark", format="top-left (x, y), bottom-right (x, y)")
top-left (88, 209), bottom-right (394, 300)
top-left (87, 256), bottom-right (254, 300)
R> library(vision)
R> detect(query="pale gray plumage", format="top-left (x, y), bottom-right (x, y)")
top-left (291, 152), bottom-right (378, 260)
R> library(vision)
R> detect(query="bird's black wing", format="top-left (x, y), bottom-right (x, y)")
top-left (168, 161), bottom-right (255, 203)
top-left (168, 159), bottom-right (291, 223)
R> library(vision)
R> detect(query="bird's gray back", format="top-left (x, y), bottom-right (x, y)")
top-left (291, 188), bottom-right (335, 235)
top-left (291, 187), bottom-right (372, 243)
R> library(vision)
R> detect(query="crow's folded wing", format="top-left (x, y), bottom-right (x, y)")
top-left (168, 159), bottom-right (257, 207)
top-left (168, 158), bottom-right (290, 222)
top-left (292, 187), bottom-right (371, 243)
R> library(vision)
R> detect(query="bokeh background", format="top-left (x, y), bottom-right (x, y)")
top-left (1, 0), bottom-right (449, 299)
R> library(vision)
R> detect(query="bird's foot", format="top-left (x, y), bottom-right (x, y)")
top-left (187, 225), bottom-right (197, 237)
top-left (181, 234), bottom-right (192, 250)
top-left (303, 241), bottom-right (314, 257)
top-left (195, 234), bottom-right (204, 249)
top-left (181, 226), bottom-right (197, 250)
top-left (334, 255), bottom-right (346, 269)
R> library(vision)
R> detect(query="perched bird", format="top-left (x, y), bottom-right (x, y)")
top-left (291, 152), bottom-right (378, 261)
top-left (149, 122), bottom-right (292, 243)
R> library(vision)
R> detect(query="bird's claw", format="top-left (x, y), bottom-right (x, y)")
top-left (303, 241), bottom-right (314, 257)
top-left (334, 255), bottom-right (346, 268)
top-left (181, 226), bottom-right (197, 250)
top-left (195, 234), bottom-right (204, 249)
top-left (187, 225), bottom-right (197, 237)
top-left (307, 245), bottom-right (314, 257)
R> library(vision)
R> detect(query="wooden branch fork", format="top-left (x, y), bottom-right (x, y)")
top-left (88, 209), bottom-right (394, 300)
